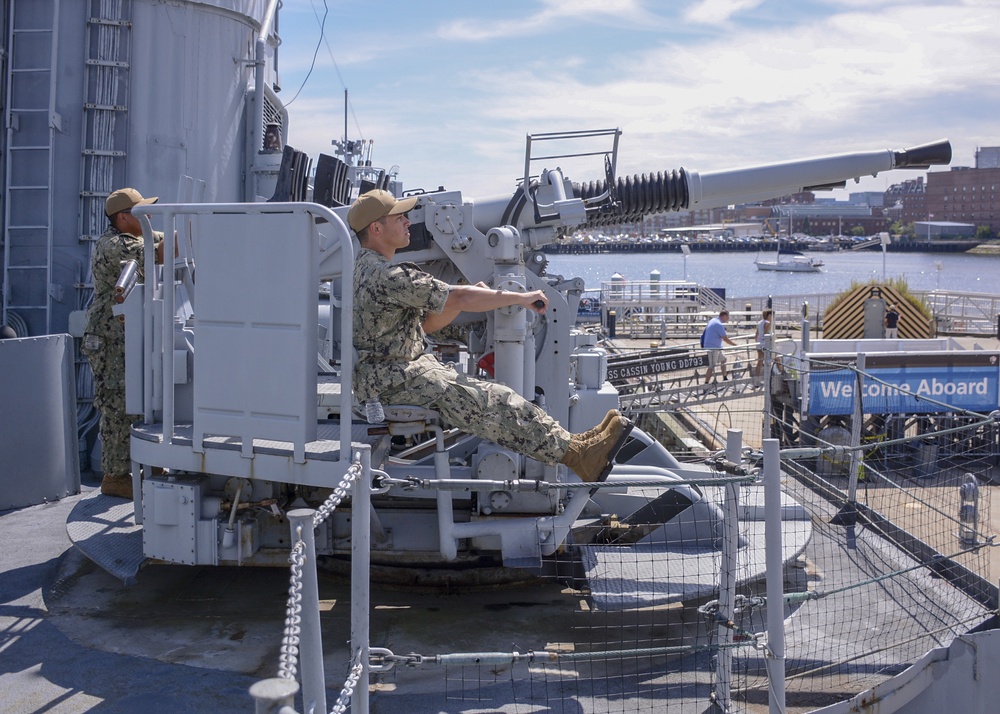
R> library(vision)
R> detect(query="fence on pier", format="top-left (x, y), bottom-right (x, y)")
top-left (593, 281), bottom-right (1000, 340)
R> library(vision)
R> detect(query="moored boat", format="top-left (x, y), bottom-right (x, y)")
top-left (755, 248), bottom-right (824, 272)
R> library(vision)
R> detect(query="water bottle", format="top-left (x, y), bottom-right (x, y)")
top-left (365, 399), bottom-right (385, 424)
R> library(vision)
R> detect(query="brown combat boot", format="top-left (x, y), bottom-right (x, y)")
top-left (100, 474), bottom-right (133, 499)
top-left (561, 416), bottom-right (633, 483)
top-left (579, 409), bottom-right (621, 442)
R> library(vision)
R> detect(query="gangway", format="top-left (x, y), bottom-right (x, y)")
top-left (848, 237), bottom-right (882, 251)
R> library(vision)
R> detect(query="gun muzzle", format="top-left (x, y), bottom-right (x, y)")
top-left (892, 139), bottom-right (952, 169)
top-left (113, 259), bottom-right (139, 304)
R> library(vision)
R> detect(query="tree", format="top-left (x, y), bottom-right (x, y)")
top-left (975, 225), bottom-right (995, 241)
top-left (890, 221), bottom-right (915, 239)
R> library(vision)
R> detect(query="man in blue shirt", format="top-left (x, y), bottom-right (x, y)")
top-left (884, 304), bottom-right (899, 339)
top-left (703, 309), bottom-right (737, 384)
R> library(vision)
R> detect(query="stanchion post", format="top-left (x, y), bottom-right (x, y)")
top-left (847, 354), bottom-right (866, 504)
top-left (351, 450), bottom-right (372, 714)
top-left (287, 508), bottom-right (327, 714)
top-left (763, 438), bottom-right (786, 714)
top-left (714, 429), bottom-right (742, 710)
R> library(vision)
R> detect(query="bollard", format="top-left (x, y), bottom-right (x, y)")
top-left (249, 678), bottom-right (299, 714)
top-left (959, 473), bottom-right (979, 545)
top-left (607, 309), bottom-right (617, 339)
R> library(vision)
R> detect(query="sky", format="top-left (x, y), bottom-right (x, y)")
top-left (273, 0), bottom-right (1000, 204)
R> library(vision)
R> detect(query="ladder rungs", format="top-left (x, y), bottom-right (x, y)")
top-left (6, 224), bottom-right (50, 230)
top-left (5, 265), bottom-right (49, 271)
top-left (7, 185), bottom-right (49, 190)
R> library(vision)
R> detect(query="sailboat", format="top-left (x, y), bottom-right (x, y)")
top-left (756, 213), bottom-right (823, 271)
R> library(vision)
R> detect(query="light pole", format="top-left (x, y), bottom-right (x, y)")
top-left (681, 243), bottom-right (691, 281)
top-left (881, 233), bottom-right (891, 282)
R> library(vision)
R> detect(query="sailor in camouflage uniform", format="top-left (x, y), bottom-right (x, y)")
top-left (81, 188), bottom-right (161, 498)
top-left (349, 189), bottom-right (630, 482)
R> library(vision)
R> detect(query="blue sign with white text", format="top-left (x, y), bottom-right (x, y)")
top-left (807, 363), bottom-right (1000, 415)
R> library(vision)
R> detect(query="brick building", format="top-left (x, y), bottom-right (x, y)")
top-left (925, 167), bottom-right (1000, 233)
top-left (883, 177), bottom-right (925, 225)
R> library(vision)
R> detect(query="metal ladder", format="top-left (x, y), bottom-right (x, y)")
top-left (2, 0), bottom-right (61, 334)
top-left (79, 0), bottom-right (132, 303)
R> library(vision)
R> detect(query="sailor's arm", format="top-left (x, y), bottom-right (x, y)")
top-left (423, 285), bottom-right (548, 334)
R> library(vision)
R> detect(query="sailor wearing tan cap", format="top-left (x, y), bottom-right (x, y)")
top-left (349, 189), bottom-right (632, 483)
top-left (81, 188), bottom-right (163, 499)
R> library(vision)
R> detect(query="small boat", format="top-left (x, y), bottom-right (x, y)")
top-left (755, 248), bottom-right (823, 272)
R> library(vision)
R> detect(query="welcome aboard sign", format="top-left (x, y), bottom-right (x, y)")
top-left (804, 352), bottom-right (1000, 416)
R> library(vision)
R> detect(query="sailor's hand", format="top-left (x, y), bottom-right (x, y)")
top-left (524, 290), bottom-right (548, 315)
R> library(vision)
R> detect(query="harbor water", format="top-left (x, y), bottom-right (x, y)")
top-left (545, 250), bottom-right (1000, 298)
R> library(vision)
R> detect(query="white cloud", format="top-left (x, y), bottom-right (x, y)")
top-left (437, 0), bottom-right (671, 42)
top-left (683, 0), bottom-right (767, 25)
top-left (281, 1), bottom-right (1000, 199)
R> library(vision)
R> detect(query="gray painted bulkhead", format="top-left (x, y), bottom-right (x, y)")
top-left (1, 0), bottom-right (277, 338)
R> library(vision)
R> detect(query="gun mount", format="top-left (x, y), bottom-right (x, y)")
top-left (105, 130), bottom-right (952, 579)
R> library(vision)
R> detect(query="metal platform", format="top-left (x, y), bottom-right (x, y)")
top-left (66, 490), bottom-right (145, 585)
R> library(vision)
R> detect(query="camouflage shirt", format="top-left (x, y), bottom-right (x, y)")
top-left (352, 247), bottom-right (450, 401)
top-left (84, 225), bottom-right (162, 339)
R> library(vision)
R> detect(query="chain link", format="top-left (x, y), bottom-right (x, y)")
top-left (330, 659), bottom-right (365, 714)
top-left (278, 533), bottom-right (306, 680)
top-left (313, 461), bottom-right (363, 529)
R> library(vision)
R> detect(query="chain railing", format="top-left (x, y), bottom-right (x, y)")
top-left (250, 454), bottom-right (371, 714)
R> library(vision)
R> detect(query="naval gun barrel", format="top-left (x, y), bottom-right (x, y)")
top-left (471, 139), bottom-right (951, 232)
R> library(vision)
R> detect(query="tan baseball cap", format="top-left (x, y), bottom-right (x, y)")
top-left (106, 187), bottom-right (158, 217)
top-left (347, 189), bottom-right (417, 233)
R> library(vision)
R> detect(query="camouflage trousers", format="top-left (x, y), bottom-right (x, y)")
top-left (82, 331), bottom-right (138, 477)
top-left (371, 354), bottom-right (571, 464)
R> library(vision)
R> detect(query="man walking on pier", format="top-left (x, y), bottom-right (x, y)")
top-left (703, 309), bottom-right (737, 385)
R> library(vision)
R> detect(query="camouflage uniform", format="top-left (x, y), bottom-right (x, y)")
top-left (81, 225), bottom-right (160, 477)
top-left (353, 247), bottom-right (570, 464)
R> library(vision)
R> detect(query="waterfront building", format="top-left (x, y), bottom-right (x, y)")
top-left (771, 204), bottom-right (887, 236)
top-left (925, 166), bottom-right (1000, 233)
top-left (975, 146), bottom-right (1000, 169)
top-left (884, 177), bottom-right (926, 225)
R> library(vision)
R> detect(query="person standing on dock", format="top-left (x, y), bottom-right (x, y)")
top-left (703, 309), bottom-right (737, 384)
top-left (885, 304), bottom-right (900, 339)
top-left (753, 308), bottom-right (773, 386)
